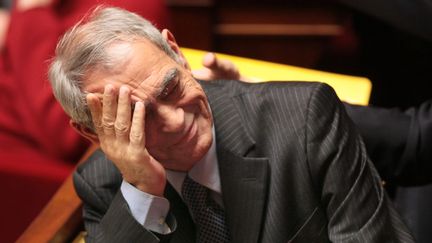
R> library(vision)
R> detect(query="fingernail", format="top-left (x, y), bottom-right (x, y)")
top-left (120, 85), bottom-right (129, 95)
top-left (105, 84), bottom-right (114, 94)
top-left (134, 101), bottom-right (144, 112)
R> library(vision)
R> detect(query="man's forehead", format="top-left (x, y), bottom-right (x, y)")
top-left (106, 38), bottom-right (163, 64)
top-left (83, 37), bottom-right (179, 100)
top-left (84, 66), bottom-right (178, 103)
top-left (106, 41), bottom-right (134, 62)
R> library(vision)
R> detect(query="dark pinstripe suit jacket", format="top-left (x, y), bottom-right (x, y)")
top-left (74, 80), bottom-right (414, 243)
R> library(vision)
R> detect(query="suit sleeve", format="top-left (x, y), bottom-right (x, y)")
top-left (306, 83), bottom-right (414, 242)
top-left (345, 101), bottom-right (432, 185)
top-left (73, 151), bottom-right (176, 243)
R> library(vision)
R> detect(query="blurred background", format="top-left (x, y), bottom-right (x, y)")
top-left (1, 0), bottom-right (431, 242)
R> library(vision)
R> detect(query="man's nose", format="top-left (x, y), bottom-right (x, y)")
top-left (154, 104), bottom-right (185, 133)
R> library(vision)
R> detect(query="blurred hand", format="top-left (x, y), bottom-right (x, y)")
top-left (0, 9), bottom-right (9, 50)
top-left (17, 0), bottom-right (53, 11)
top-left (87, 85), bottom-right (166, 196)
top-left (192, 52), bottom-right (243, 81)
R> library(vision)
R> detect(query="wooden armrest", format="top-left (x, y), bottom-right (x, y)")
top-left (17, 145), bottom-right (98, 243)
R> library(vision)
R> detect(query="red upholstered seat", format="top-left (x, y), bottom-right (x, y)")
top-left (0, 1), bottom-right (169, 242)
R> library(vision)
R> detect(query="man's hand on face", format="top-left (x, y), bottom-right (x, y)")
top-left (87, 85), bottom-right (167, 197)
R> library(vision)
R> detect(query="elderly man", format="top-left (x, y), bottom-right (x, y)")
top-left (49, 6), bottom-right (413, 243)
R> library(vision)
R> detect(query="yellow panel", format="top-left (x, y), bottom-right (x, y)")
top-left (181, 48), bottom-right (371, 105)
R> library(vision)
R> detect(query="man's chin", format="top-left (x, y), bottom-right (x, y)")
top-left (157, 146), bottom-right (211, 171)
top-left (159, 158), bottom-right (196, 172)
top-left (151, 132), bottom-right (213, 171)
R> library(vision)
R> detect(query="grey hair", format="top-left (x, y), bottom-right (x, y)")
top-left (48, 6), bottom-right (180, 130)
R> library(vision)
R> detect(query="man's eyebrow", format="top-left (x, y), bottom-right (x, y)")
top-left (156, 67), bottom-right (179, 98)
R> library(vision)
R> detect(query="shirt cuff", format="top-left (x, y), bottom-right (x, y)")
top-left (120, 180), bottom-right (171, 234)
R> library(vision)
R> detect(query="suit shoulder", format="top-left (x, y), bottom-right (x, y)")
top-left (210, 79), bottom-right (326, 93)
top-left (247, 81), bottom-right (338, 106)
top-left (259, 81), bottom-right (336, 97)
top-left (234, 80), bottom-right (335, 97)
top-left (74, 149), bottom-right (122, 206)
top-left (200, 79), bottom-right (336, 100)
top-left (75, 149), bottom-right (120, 181)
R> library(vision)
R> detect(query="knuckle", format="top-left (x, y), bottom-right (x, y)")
top-left (129, 130), bottom-right (143, 142)
top-left (114, 121), bottom-right (129, 134)
top-left (102, 116), bottom-right (115, 127)
top-left (102, 121), bottom-right (115, 130)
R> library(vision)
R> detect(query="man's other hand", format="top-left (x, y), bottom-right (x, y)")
top-left (192, 52), bottom-right (242, 81)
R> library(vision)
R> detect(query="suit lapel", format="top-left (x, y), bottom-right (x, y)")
top-left (202, 81), bottom-right (270, 243)
top-left (218, 151), bottom-right (269, 243)
top-left (164, 184), bottom-right (196, 243)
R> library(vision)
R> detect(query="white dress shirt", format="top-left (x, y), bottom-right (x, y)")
top-left (120, 127), bottom-right (222, 234)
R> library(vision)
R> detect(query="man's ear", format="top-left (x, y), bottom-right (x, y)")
top-left (70, 120), bottom-right (99, 144)
top-left (161, 29), bottom-right (191, 70)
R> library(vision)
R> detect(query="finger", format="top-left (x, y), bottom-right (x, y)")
top-left (202, 53), bottom-right (240, 80)
top-left (215, 57), bottom-right (236, 73)
top-left (115, 86), bottom-right (132, 141)
top-left (204, 53), bottom-right (231, 71)
top-left (86, 93), bottom-right (103, 135)
top-left (102, 84), bottom-right (117, 136)
top-left (191, 68), bottom-right (213, 81)
top-left (130, 101), bottom-right (145, 147)
top-left (202, 52), bottom-right (217, 68)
